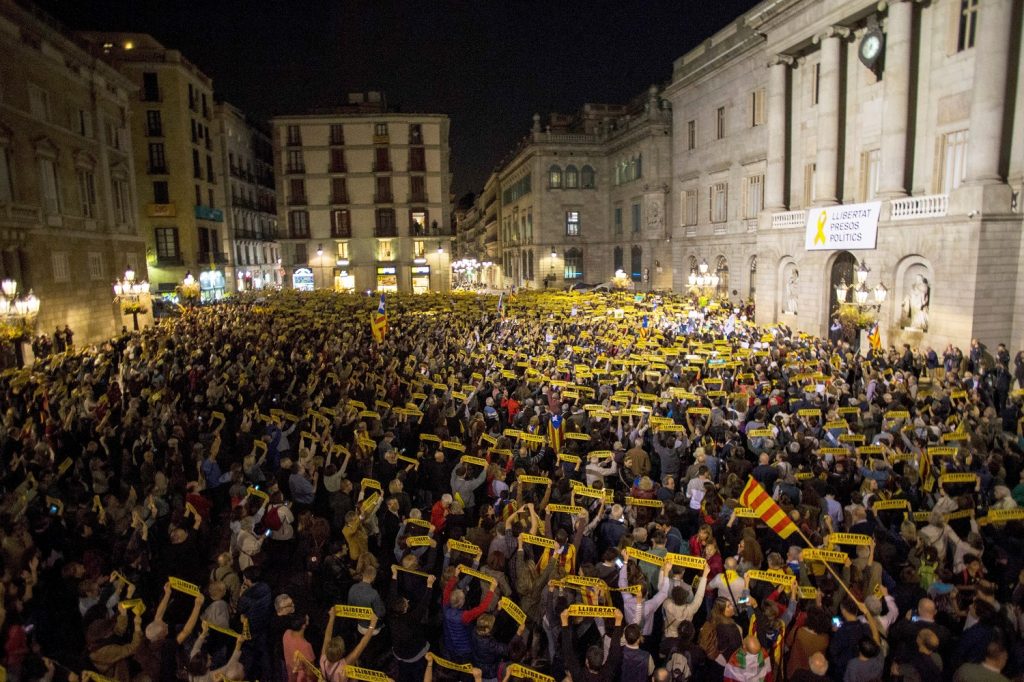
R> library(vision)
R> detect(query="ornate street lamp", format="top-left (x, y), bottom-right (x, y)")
top-left (0, 279), bottom-right (41, 367)
top-left (113, 266), bottom-right (150, 331)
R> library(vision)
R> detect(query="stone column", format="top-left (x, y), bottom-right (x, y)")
top-left (765, 55), bottom-right (794, 211)
top-left (814, 26), bottom-right (849, 205)
top-left (879, 1), bottom-right (913, 197)
top-left (965, 0), bottom-right (1013, 184)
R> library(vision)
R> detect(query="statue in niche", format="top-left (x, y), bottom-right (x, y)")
top-left (647, 198), bottom-right (663, 229)
top-left (784, 267), bottom-right (799, 315)
top-left (902, 273), bottom-right (930, 331)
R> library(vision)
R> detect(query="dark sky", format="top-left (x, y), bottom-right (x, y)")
top-left (37, 0), bottom-right (759, 197)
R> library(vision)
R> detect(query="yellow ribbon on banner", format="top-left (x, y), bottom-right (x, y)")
top-left (979, 508), bottom-right (1024, 525)
top-left (814, 210), bottom-right (828, 245)
top-left (407, 535), bottom-right (433, 547)
top-left (519, 475), bottom-right (552, 486)
top-left (203, 620), bottom-right (242, 640)
top-left (872, 499), bottom-right (910, 511)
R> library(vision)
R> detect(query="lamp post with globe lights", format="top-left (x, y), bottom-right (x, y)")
top-left (687, 258), bottom-right (720, 298)
top-left (833, 259), bottom-right (888, 348)
top-left (178, 271), bottom-right (200, 307)
top-left (0, 279), bottom-right (41, 367)
top-left (112, 266), bottom-right (150, 331)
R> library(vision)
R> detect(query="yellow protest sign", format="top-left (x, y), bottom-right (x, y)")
top-left (666, 553), bottom-right (708, 571)
top-left (520, 533), bottom-right (558, 549)
top-left (333, 604), bottom-right (375, 620)
top-left (802, 548), bottom-right (849, 564)
top-left (519, 475), bottom-right (552, 486)
top-left (746, 570), bottom-right (796, 587)
top-left (980, 508), bottom-right (1024, 525)
top-left (169, 577), bottom-right (201, 597)
top-left (827, 533), bottom-right (873, 546)
top-left (567, 604), bottom-right (617, 618)
top-left (625, 496), bottom-right (664, 509)
top-left (447, 538), bottom-right (483, 556)
top-left (345, 666), bottom-right (390, 681)
top-left (458, 565), bottom-right (497, 585)
top-left (500, 596), bottom-right (527, 625)
top-left (406, 535), bottom-right (433, 547)
top-left (460, 454), bottom-right (487, 467)
top-left (508, 663), bottom-right (556, 682)
top-left (872, 499), bottom-right (909, 511)
top-left (565, 432), bottom-right (591, 442)
top-left (626, 547), bottom-right (667, 566)
top-left (361, 478), bottom-right (382, 491)
top-left (547, 504), bottom-right (584, 515)
top-left (939, 472), bottom-right (977, 484)
top-left (430, 654), bottom-right (475, 674)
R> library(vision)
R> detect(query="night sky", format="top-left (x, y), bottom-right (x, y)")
top-left (37, 0), bottom-right (760, 197)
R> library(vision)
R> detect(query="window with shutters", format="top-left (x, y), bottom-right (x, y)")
top-left (331, 177), bottom-right (348, 204)
top-left (751, 89), bottom-right (766, 126)
top-left (716, 107), bottom-right (726, 139)
top-left (331, 209), bottom-right (351, 238)
top-left (744, 175), bottom-right (764, 219)
top-left (155, 228), bottom-right (179, 260)
top-left (939, 130), bottom-right (968, 194)
top-left (330, 148), bottom-right (346, 173)
top-left (681, 189), bottom-right (698, 227)
top-left (687, 120), bottom-right (696, 150)
top-left (710, 182), bottom-right (728, 223)
top-left (861, 149), bottom-right (880, 201)
top-left (51, 252), bottom-right (70, 283)
top-left (289, 210), bottom-right (309, 238)
top-left (38, 158), bottom-right (60, 215)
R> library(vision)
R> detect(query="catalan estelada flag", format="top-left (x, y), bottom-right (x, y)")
top-left (739, 477), bottom-right (798, 539)
top-left (547, 412), bottom-right (564, 453)
top-left (370, 293), bottom-right (387, 343)
top-left (497, 292), bottom-right (505, 318)
top-left (868, 321), bottom-right (881, 351)
top-left (639, 315), bottom-right (650, 339)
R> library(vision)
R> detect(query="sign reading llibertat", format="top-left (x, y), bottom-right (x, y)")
top-left (804, 201), bottom-right (881, 251)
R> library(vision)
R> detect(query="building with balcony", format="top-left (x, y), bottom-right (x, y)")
top-left (0, 0), bottom-right (147, 346)
top-left (454, 175), bottom-right (501, 288)
top-left (81, 31), bottom-right (229, 301)
top-left (666, 0), bottom-right (1024, 349)
top-left (491, 86), bottom-right (673, 292)
top-left (214, 102), bottom-right (280, 291)
top-left (272, 92), bottom-right (452, 293)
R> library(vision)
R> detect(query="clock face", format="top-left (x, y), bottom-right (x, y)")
top-left (860, 33), bottom-right (882, 63)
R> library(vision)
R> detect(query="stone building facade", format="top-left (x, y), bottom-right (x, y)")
top-left (272, 94), bottom-right (453, 294)
top-left (666, 0), bottom-right (1024, 350)
top-left (0, 1), bottom-right (147, 346)
top-left (214, 102), bottom-right (280, 291)
top-left (486, 86), bottom-right (674, 292)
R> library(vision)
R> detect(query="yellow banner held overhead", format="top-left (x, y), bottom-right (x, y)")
top-left (397, 454), bottom-right (418, 466)
top-left (333, 604), bottom-right (375, 620)
top-left (520, 533), bottom-right (558, 549)
top-left (828, 532), bottom-right (873, 546)
top-left (733, 507), bottom-right (760, 518)
top-left (625, 496), bottom-right (664, 509)
top-left (799, 586), bottom-right (820, 600)
top-left (393, 564), bottom-right (432, 579)
top-left (508, 663), bottom-right (556, 682)
top-left (419, 433), bottom-right (441, 443)
top-left (979, 508), bottom-right (1024, 525)
top-left (547, 504), bottom-right (584, 515)
top-left (202, 620), bottom-right (242, 640)
top-left (557, 453), bottom-right (582, 468)
top-left (747, 429), bottom-right (774, 438)
top-left (872, 499), bottom-right (910, 511)
top-left (430, 654), bottom-right (475, 674)
top-left (839, 434), bottom-right (866, 444)
top-left (746, 570), bottom-right (796, 587)
top-left (345, 666), bottom-right (390, 682)
top-left (361, 478), bottom-right (382, 491)
top-left (802, 548), bottom-right (849, 564)
top-left (460, 454), bottom-right (487, 467)
top-left (361, 492), bottom-right (380, 514)
top-left (563, 575), bottom-right (606, 589)
top-left (666, 553), bottom-right (708, 571)
top-left (837, 406), bottom-right (861, 415)
top-left (446, 537), bottom-right (483, 555)
top-left (567, 604), bottom-right (617, 618)
top-left (939, 472), bottom-right (978, 484)
top-left (519, 475), bottom-right (552, 486)
top-left (928, 446), bottom-right (958, 457)
top-left (627, 547), bottom-right (668, 566)
top-left (500, 596), bottom-right (527, 625)
top-left (819, 447), bottom-right (849, 456)
top-left (458, 565), bottom-right (497, 585)
top-left (169, 577), bottom-right (201, 597)
top-left (443, 440), bottom-right (467, 452)
top-left (406, 535), bottom-right (433, 547)
top-left (480, 433), bottom-right (499, 446)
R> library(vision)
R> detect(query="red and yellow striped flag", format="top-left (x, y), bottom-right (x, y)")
top-left (739, 477), bottom-right (798, 539)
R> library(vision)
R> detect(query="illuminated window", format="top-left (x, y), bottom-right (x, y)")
top-left (564, 165), bottom-right (578, 189)
top-left (336, 241), bottom-right (349, 259)
top-left (549, 165), bottom-right (562, 189)
top-left (377, 238), bottom-right (395, 261)
top-left (563, 248), bottom-right (583, 280)
top-left (565, 210), bottom-right (580, 236)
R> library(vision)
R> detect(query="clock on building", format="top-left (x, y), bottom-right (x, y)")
top-left (858, 27), bottom-right (884, 70)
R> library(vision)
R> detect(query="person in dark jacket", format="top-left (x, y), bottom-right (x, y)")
top-left (237, 567), bottom-right (274, 681)
top-left (560, 606), bottom-right (624, 682)
top-left (471, 613), bottom-right (525, 682)
top-left (387, 566), bottom-right (436, 682)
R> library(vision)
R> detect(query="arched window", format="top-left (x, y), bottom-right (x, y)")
top-left (631, 246), bottom-right (642, 282)
top-left (581, 165), bottom-right (595, 189)
top-left (548, 165), bottom-right (562, 189)
top-left (564, 165), bottom-right (578, 189)
top-left (716, 255), bottom-right (729, 297)
top-left (564, 248), bottom-right (583, 280)
top-left (613, 246), bottom-right (624, 273)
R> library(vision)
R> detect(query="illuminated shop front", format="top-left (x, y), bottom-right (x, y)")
top-left (334, 269), bottom-right (355, 293)
top-left (199, 270), bottom-right (226, 302)
top-left (376, 266), bottom-right (398, 292)
top-left (411, 264), bottom-right (430, 294)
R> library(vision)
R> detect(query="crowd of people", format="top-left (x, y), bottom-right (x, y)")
top-left (1, 288), bottom-right (1023, 682)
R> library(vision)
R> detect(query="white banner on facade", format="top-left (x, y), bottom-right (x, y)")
top-left (804, 201), bottom-right (881, 251)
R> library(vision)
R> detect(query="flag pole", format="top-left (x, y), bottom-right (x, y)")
top-left (791, 524), bottom-right (861, 605)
